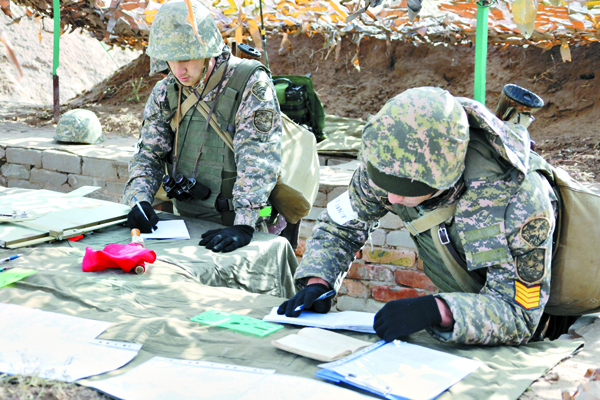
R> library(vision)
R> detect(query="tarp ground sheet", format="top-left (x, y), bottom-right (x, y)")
top-left (0, 207), bottom-right (582, 399)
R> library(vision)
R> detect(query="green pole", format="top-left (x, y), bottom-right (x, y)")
top-left (473, 1), bottom-right (490, 105)
top-left (100, 41), bottom-right (120, 68)
top-left (53, 0), bottom-right (60, 122)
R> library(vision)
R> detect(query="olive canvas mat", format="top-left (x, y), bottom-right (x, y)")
top-left (0, 215), bottom-right (582, 399)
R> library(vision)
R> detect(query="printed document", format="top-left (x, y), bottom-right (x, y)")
top-left (316, 340), bottom-right (484, 400)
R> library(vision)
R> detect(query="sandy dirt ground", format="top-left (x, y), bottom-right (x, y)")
top-left (1, 4), bottom-right (600, 400)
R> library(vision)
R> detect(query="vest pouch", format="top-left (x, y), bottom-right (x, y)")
top-left (545, 166), bottom-right (600, 316)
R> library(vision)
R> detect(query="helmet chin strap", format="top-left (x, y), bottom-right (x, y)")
top-left (191, 62), bottom-right (209, 91)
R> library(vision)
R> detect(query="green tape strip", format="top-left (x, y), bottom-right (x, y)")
top-left (259, 206), bottom-right (272, 218)
top-left (470, 247), bottom-right (510, 264)
top-left (464, 224), bottom-right (502, 242)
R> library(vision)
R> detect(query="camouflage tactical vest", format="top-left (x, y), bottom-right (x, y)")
top-left (165, 81), bottom-right (237, 226)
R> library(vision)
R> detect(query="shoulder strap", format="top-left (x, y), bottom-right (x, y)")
top-left (214, 58), bottom-right (269, 133)
top-left (403, 204), bottom-right (457, 236)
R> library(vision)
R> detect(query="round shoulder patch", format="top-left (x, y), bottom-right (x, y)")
top-left (520, 217), bottom-right (551, 247)
top-left (516, 248), bottom-right (546, 284)
top-left (251, 81), bottom-right (273, 102)
top-left (253, 110), bottom-right (274, 134)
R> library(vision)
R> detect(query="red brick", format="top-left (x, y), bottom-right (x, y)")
top-left (416, 258), bottom-right (424, 270)
top-left (346, 261), bottom-right (364, 279)
top-left (395, 269), bottom-right (438, 292)
top-left (347, 263), bottom-right (394, 282)
top-left (362, 246), bottom-right (416, 267)
top-left (339, 279), bottom-right (370, 298)
top-left (294, 239), bottom-right (306, 257)
top-left (372, 285), bottom-right (425, 302)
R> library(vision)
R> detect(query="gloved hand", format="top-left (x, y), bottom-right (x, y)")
top-left (277, 283), bottom-right (332, 318)
top-left (199, 225), bottom-right (254, 253)
top-left (373, 295), bottom-right (442, 342)
top-left (126, 201), bottom-right (159, 233)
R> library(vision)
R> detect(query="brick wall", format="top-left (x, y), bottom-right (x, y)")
top-left (298, 155), bottom-right (438, 313)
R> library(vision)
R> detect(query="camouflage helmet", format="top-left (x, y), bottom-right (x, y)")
top-left (362, 87), bottom-right (469, 195)
top-left (54, 109), bottom-right (104, 144)
top-left (149, 57), bottom-right (169, 75)
top-left (147, 0), bottom-right (224, 66)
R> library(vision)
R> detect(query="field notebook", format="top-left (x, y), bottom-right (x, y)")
top-left (316, 340), bottom-right (484, 400)
top-left (272, 328), bottom-right (372, 362)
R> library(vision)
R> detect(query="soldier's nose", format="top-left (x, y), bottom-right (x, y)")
top-left (388, 194), bottom-right (405, 204)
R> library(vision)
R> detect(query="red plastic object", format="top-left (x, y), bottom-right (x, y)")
top-left (82, 243), bottom-right (156, 273)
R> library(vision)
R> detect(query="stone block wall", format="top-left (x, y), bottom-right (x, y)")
top-left (0, 144), bottom-right (128, 202)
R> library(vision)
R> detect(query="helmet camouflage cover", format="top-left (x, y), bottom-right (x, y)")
top-left (147, 0), bottom-right (224, 73)
top-left (362, 86), bottom-right (470, 192)
top-left (54, 109), bottom-right (103, 144)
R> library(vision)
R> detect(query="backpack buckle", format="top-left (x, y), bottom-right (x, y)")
top-left (438, 226), bottom-right (451, 245)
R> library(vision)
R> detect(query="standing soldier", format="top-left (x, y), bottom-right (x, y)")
top-left (279, 86), bottom-right (560, 346)
top-left (124, 0), bottom-right (282, 253)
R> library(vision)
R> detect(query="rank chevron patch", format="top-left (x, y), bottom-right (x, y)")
top-left (514, 280), bottom-right (541, 309)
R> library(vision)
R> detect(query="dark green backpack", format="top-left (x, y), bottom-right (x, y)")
top-left (272, 75), bottom-right (326, 143)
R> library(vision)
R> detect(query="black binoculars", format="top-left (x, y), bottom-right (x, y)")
top-left (162, 174), bottom-right (211, 201)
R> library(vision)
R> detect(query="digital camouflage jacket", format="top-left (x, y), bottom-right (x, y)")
top-left (296, 98), bottom-right (557, 346)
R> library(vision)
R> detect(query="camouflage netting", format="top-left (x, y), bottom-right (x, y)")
top-left (1, 0), bottom-right (599, 54)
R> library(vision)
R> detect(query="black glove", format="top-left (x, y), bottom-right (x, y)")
top-left (277, 283), bottom-right (332, 318)
top-left (199, 225), bottom-right (254, 253)
top-left (127, 201), bottom-right (159, 233)
top-left (373, 295), bottom-right (442, 342)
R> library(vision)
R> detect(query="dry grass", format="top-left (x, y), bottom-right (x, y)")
top-left (0, 374), bottom-right (109, 400)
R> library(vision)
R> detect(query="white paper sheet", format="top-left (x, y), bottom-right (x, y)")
top-left (0, 304), bottom-right (141, 382)
top-left (0, 303), bottom-right (111, 342)
top-left (88, 356), bottom-right (370, 400)
top-left (263, 307), bottom-right (376, 334)
top-left (0, 338), bottom-right (141, 382)
top-left (140, 220), bottom-right (190, 240)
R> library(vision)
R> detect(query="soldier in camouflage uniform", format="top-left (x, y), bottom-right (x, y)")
top-left (124, 0), bottom-right (282, 253)
top-left (278, 87), bottom-right (558, 346)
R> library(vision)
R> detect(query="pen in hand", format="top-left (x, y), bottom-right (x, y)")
top-left (294, 290), bottom-right (337, 312)
top-left (133, 196), bottom-right (155, 232)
